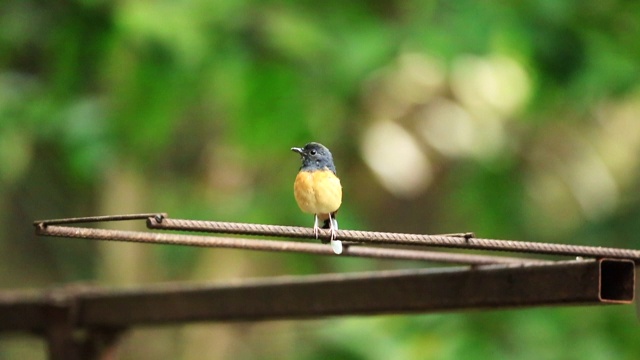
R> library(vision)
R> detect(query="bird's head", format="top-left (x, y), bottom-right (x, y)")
top-left (291, 142), bottom-right (337, 173)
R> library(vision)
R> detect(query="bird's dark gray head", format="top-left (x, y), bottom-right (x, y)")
top-left (291, 142), bottom-right (337, 173)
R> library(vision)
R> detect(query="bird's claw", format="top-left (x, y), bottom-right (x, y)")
top-left (329, 216), bottom-right (342, 255)
top-left (313, 214), bottom-right (341, 253)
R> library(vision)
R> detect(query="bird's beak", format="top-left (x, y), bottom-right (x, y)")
top-left (291, 147), bottom-right (303, 154)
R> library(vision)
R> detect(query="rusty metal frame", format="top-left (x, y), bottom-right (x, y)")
top-left (1, 259), bottom-right (635, 359)
top-left (1, 213), bottom-right (637, 359)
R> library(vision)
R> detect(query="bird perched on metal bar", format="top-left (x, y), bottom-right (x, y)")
top-left (291, 142), bottom-right (343, 254)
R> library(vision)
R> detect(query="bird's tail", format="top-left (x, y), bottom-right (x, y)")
top-left (324, 212), bottom-right (342, 255)
top-left (321, 211), bottom-right (338, 229)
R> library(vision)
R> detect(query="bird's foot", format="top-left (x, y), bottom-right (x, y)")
top-left (329, 216), bottom-right (342, 255)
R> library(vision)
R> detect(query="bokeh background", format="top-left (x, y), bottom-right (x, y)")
top-left (2, 0), bottom-right (640, 359)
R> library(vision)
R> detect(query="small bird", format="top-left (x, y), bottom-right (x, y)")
top-left (291, 142), bottom-right (343, 254)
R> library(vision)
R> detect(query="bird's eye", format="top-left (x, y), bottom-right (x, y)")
top-left (310, 149), bottom-right (317, 155)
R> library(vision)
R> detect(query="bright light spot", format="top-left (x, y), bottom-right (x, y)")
top-left (361, 121), bottom-right (431, 197)
top-left (596, 95), bottom-right (640, 189)
top-left (417, 98), bottom-right (475, 157)
top-left (451, 55), bottom-right (531, 116)
top-left (361, 52), bottom-right (446, 120)
top-left (417, 97), bottom-right (507, 159)
top-left (394, 52), bottom-right (446, 104)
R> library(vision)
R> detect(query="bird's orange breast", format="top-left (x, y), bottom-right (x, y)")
top-left (294, 169), bottom-right (342, 215)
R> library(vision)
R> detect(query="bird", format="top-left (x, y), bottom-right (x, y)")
top-left (291, 142), bottom-right (343, 254)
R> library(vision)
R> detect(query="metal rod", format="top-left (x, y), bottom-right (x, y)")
top-left (34, 213), bottom-right (167, 226)
top-left (146, 216), bottom-right (475, 239)
top-left (146, 217), bottom-right (640, 261)
top-left (34, 224), bottom-right (542, 265)
top-left (74, 259), bottom-right (635, 325)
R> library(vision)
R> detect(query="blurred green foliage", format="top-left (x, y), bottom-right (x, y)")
top-left (1, 0), bottom-right (640, 359)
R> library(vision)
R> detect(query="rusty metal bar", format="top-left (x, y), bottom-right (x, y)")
top-left (0, 291), bottom-right (47, 332)
top-left (19, 214), bottom-right (639, 358)
top-left (146, 217), bottom-right (640, 261)
top-left (75, 259), bottom-right (634, 325)
top-left (0, 260), bottom-right (634, 331)
top-left (34, 224), bottom-right (545, 265)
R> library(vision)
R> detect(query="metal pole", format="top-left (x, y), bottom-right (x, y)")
top-left (43, 292), bottom-right (79, 360)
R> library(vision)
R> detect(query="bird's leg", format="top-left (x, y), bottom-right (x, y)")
top-left (313, 214), bottom-right (320, 239)
top-left (328, 213), bottom-right (342, 255)
top-left (328, 213), bottom-right (336, 241)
